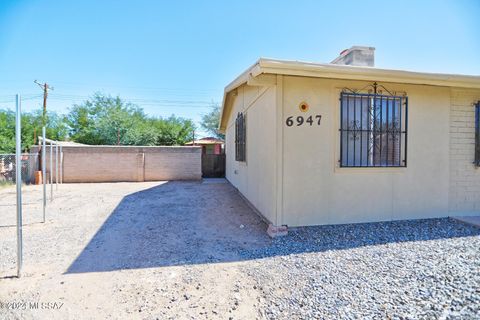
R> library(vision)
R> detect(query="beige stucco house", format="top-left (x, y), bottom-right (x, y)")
top-left (219, 46), bottom-right (480, 236)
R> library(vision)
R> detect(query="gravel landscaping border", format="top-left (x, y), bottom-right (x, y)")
top-left (239, 218), bottom-right (480, 320)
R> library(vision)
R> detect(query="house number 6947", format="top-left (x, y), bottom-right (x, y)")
top-left (285, 115), bottom-right (322, 127)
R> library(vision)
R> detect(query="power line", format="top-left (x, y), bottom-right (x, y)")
top-left (0, 91), bottom-right (219, 109)
top-left (49, 94), bottom-right (213, 105)
top-left (0, 80), bottom-right (219, 93)
top-left (0, 94), bottom-right (43, 103)
top-left (1, 92), bottom-right (219, 101)
top-left (22, 95), bottom-right (43, 101)
top-left (45, 93), bottom-right (217, 108)
top-left (48, 80), bottom-right (219, 93)
top-left (135, 104), bottom-right (210, 109)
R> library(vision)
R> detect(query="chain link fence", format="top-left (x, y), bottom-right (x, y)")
top-left (1, 153), bottom-right (44, 229)
top-left (0, 153), bottom-right (39, 186)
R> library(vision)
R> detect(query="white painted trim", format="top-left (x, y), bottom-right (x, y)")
top-left (275, 75), bottom-right (284, 226)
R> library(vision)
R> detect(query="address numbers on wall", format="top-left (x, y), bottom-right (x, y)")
top-left (285, 115), bottom-right (322, 127)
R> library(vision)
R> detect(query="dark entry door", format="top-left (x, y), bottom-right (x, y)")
top-left (201, 154), bottom-right (225, 178)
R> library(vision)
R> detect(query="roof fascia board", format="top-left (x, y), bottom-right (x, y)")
top-left (219, 61), bottom-right (261, 132)
top-left (258, 59), bottom-right (480, 89)
top-left (247, 73), bottom-right (277, 87)
top-left (220, 58), bottom-right (480, 131)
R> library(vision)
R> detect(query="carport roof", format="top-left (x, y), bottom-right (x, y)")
top-left (219, 58), bottom-right (480, 132)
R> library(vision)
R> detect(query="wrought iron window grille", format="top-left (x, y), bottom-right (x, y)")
top-left (475, 101), bottom-right (480, 167)
top-left (339, 83), bottom-right (408, 167)
top-left (235, 112), bottom-right (246, 162)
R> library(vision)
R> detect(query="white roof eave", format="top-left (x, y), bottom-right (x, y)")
top-left (219, 58), bottom-right (480, 131)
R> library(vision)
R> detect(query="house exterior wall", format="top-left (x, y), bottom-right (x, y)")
top-left (281, 77), bottom-right (454, 227)
top-left (449, 89), bottom-right (480, 213)
top-left (225, 76), bottom-right (480, 228)
top-left (225, 84), bottom-right (278, 223)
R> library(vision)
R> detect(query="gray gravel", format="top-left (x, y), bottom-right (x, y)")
top-left (238, 218), bottom-right (480, 320)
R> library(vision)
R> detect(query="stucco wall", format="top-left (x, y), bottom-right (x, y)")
top-left (225, 84), bottom-right (278, 223)
top-left (34, 146), bottom-right (201, 183)
top-left (224, 76), bottom-right (480, 227)
top-left (281, 77), bottom-right (453, 226)
top-left (449, 89), bottom-right (480, 213)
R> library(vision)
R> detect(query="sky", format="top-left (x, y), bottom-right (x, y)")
top-left (0, 0), bottom-right (479, 136)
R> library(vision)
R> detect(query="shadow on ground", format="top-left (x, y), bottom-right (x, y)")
top-left (66, 180), bottom-right (480, 274)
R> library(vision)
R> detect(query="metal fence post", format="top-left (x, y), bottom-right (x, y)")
top-left (50, 142), bottom-right (53, 201)
top-left (60, 145), bottom-right (63, 184)
top-left (42, 127), bottom-right (46, 222)
top-left (55, 143), bottom-right (58, 190)
top-left (15, 94), bottom-right (23, 278)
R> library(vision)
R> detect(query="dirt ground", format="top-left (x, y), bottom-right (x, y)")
top-left (1, 180), bottom-right (479, 319)
top-left (0, 180), bottom-right (270, 320)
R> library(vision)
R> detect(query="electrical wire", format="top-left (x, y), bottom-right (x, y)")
top-left (0, 92), bottom-right (219, 109)
top-left (49, 80), bottom-right (218, 93)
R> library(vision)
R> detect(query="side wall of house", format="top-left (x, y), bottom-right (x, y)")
top-left (449, 89), bottom-right (480, 213)
top-left (281, 77), bottom-right (453, 227)
top-left (225, 84), bottom-right (278, 223)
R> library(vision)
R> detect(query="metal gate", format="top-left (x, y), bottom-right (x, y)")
top-left (201, 154), bottom-right (225, 178)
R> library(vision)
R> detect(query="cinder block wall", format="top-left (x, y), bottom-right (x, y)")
top-left (145, 151), bottom-right (201, 180)
top-left (449, 89), bottom-right (480, 213)
top-left (32, 145), bottom-right (202, 183)
top-left (31, 145), bottom-right (61, 182)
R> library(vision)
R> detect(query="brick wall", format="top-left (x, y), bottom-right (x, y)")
top-left (449, 89), bottom-right (480, 213)
top-left (32, 146), bottom-right (202, 183)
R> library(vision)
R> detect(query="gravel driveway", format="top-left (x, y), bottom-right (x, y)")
top-left (1, 180), bottom-right (479, 319)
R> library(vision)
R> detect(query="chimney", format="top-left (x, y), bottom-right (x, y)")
top-left (331, 46), bottom-right (375, 67)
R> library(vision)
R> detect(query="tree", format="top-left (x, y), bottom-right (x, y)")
top-left (67, 93), bottom-right (153, 145)
top-left (0, 93), bottom-right (198, 153)
top-left (0, 110), bottom-right (15, 153)
top-left (200, 103), bottom-right (224, 139)
top-left (151, 115), bottom-right (195, 146)
top-left (0, 109), bottom-right (68, 153)
top-left (66, 93), bottom-right (195, 146)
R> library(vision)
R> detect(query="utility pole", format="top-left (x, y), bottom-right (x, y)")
top-left (34, 81), bottom-right (53, 123)
top-left (35, 81), bottom-right (53, 221)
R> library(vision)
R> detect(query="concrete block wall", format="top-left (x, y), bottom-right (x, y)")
top-left (449, 89), bottom-right (480, 213)
top-left (145, 151), bottom-right (201, 180)
top-left (32, 145), bottom-right (202, 183)
top-left (30, 146), bottom-right (61, 183)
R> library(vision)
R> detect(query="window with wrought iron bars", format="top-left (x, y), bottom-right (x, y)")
top-left (339, 89), bottom-right (408, 167)
top-left (235, 112), bottom-right (246, 162)
top-left (475, 101), bottom-right (480, 167)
